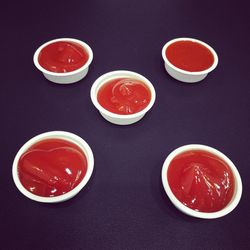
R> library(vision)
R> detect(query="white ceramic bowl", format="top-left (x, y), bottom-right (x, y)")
top-left (90, 70), bottom-right (156, 125)
top-left (33, 38), bottom-right (93, 84)
top-left (12, 131), bottom-right (94, 203)
top-left (161, 144), bottom-right (242, 219)
top-left (162, 38), bottom-right (218, 83)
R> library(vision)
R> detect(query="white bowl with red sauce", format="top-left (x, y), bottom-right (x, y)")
top-left (161, 144), bottom-right (242, 219)
top-left (90, 70), bottom-right (156, 125)
top-left (12, 131), bottom-right (94, 203)
top-left (33, 38), bottom-right (93, 84)
top-left (162, 38), bottom-right (218, 83)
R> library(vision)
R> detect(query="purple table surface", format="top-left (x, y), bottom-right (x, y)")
top-left (1, 0), bottom-right (250, 249)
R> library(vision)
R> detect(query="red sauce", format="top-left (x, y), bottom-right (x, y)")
top-left (18, 138), bottom-right (87, 197)
top-left (167, 150), bottom-right (235, 212)
top-left (97, 78), bottom-right (151, 115)
top-left (166, 40), bottom-right (214, 72)
top-left (38, 41), bottom-right (89, 73)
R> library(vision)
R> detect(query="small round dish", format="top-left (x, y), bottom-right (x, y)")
top-left (90, 70), bottom-right (156, 125)
top-left (162, 38), bottom-right (218, 83)
top-left (33, 38), bottom-right (93, 84)
top-left (161, 144), bottom-right (242, 219)
top-left (12, 131), bottom-right (94, 203)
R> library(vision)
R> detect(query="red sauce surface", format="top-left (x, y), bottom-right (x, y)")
top-left (18, 138), bottom-right (87, 197)
top-left (97, 78), bottom-right (151, 115)
top-left (167, 150), bottom-right (235, 212)
top-left (166, 40), bottom-right (214, 72)
top-left (38, 41), bottom-right (89, 73)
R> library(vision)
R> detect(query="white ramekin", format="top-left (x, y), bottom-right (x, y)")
top-left (90, 70), bottom-right (156, 125)
top-left (12, 131), bottom-right (94, 203)
top-left (162, 38), bottom-right (218, 83)
top-left (33, 38), bottom-right (93, 84)
top-left (161, 144), bottom-right (242, 219)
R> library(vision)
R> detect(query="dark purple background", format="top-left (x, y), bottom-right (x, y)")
top-left (1, 0), bottom-right (250, 249)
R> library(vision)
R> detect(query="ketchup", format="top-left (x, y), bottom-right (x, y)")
top-left (167, 150), bottom-right (235, 212)
top-left (18, 138), bottom-right (87, 197)
top-left (38, 41), bottom-right (89, 73)
top-left (166, 40), bottom-right (214, 72)
top-left (97, 78), bottom-right (151, 115)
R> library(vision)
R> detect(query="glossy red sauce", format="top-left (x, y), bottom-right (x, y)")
top-left (167, 150), bottom-right (235, 212)
top-left (18, 138), bottom-right (87, 197)
top-left (166, 40), bottom-right (214, 72)
top-left (38, 41), bottom-right (89, 73)
top-left (97, 78), bottom-right (151, 115)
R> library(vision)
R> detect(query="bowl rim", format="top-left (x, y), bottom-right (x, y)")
top-left (90, 70), bottom-right (156, 119)
top-left (162, 37), bottom-right (218, 75)
top-left (33, 38), bottom-right (93, 76)
top-left (12, 131), bottom-right (94, 203)
top-left (161, 144), bottom-right (242, 219)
